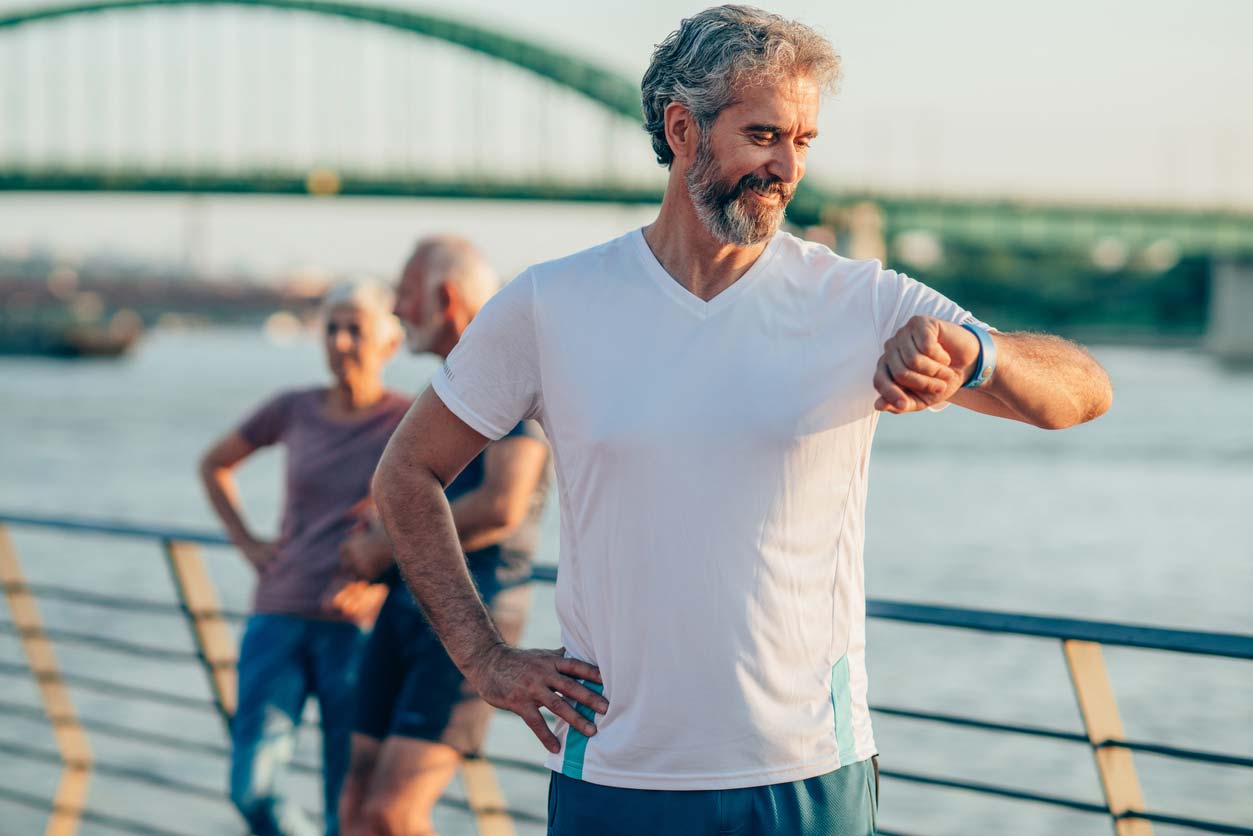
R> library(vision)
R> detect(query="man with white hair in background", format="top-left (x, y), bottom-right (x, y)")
top-left (338, 236), bottom-right (551, 836)
top-left (374, 6), bottom-right (1113, 834)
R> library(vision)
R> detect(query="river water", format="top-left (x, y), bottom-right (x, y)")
top-left (0, 327), bottom-right (1250, 835)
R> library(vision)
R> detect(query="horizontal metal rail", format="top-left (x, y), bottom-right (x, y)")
top-left (0, 659), bottom-right (330, 739)
top-left (0, 697), bottom-right (244, 763)
top-left (0, 659), bottom-right (218, 712)
top-left (0, 580), bottom-right (249, 622)
top-left (0, 738), bottom-right (227, 802)
top-left (866, 599), bottom-right (1253, 661)
top-left (0, 735), bottom-right (548, 828)
top-left (0, 511), bottom-right (233, 546)
top-left (870, 706), bottom-right (1253, 769)
top-left (0, 618), bottom-right (205, 663)
top-left (3, 510), bottom-right (1251, 660)
top-left (882, 769), bottom-right (1253, 836)
top-left (0, 784), bottom-right (193, 836)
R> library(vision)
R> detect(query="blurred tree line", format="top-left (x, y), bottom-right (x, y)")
top-left (895, 242), bottom-right (1209, 340)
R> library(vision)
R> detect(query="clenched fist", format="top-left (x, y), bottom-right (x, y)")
top-left (873, 316), bottom-right (982, 413)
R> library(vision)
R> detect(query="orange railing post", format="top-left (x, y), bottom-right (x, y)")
top-left (461, 755), bottom-right (517, 836)
top-left (1063, 639), bottom-right (1152, 836)
top-left (162, 538), bottom-right (237, 729)
top-left (0, 524), bottom-right (92, 836)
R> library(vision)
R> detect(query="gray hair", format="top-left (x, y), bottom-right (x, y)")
top-left (320, 276), bottom-right (403, 344)
top-left (409, 235), bottom-right (500, 313)
top-left (641, 5), bottom-right (841, 167)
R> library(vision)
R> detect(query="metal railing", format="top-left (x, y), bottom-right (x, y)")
top-left (1, 509), bottom-right (1250, 836)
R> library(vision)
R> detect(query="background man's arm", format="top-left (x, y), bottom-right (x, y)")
top-left (874, 318), bottom-right (1113, 428)
top-left (372, 387), bottom-right (606, 753)
top-left (342, 434), bottom-right (547, 578)
top-left (451, 435), bottom-right (548, 553)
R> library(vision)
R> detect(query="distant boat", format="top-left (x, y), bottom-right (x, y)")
top-left (0, 311), bottom-right (142, 358)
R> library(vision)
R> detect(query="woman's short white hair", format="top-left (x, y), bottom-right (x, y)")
top-left (320, 276), bottom-right (403, 344)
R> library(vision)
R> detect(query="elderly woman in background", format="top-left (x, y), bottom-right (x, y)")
top-left (199, 278), bottom-right (410, 836)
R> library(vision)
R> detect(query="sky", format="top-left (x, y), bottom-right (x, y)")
top-left (0, 0), bottom-right (1250, 276)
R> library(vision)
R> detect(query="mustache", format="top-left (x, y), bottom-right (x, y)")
top-left (732, 173), bottom-right (795, 202)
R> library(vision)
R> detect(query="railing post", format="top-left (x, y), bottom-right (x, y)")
top-left (1062, 639), bottom-right (1152, 836)
top-left (0, 524), bottom-right (93, 836)
top-left (461, 755), bottom-right (517, 836)
top-left (162, 538), bottom-right (237, 730)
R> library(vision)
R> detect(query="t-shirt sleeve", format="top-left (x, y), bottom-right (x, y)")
top-left (430, 270), bottom-right (543, 440)
top-left (872, 265), bottom-right (993, 346)
top-left (236, 391), bottom-right (295, 448)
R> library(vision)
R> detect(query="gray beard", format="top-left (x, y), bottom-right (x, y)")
top-left (402, 314), bottom-right (442, 355)
top-left (685, 137), bottom-right (793, 246)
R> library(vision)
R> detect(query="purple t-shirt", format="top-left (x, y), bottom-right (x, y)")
top-left (237, 387), bottom-right (410, 619)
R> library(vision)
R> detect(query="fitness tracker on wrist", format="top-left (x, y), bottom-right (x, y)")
top-left (960, 323), bottom-right (996, 389)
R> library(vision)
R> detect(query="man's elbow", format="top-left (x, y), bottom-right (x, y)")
top-left (197, 452), bottom-right (220, 483)
top-left (371, 456), bottom-right (400, 518)
top-left (372, 451), bottom-right (442, 520)
top-left (484, 494), bottom-right (527, 531)
top-left (1077, 365), bottom-right (1115, 426)
top-left (1089, 379), bottom-right (1114, 422)
top-left (1038, 380), bottom-right (1113, 430)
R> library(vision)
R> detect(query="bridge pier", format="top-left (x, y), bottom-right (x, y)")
top-left (1207, 260), bottom-right (1253, 364)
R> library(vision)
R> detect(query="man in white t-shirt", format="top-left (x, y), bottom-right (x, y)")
top-left (374, 6), bottom-right (1112, 834)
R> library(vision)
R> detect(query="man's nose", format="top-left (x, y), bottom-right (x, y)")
top-left (767, 142), bottom-right (803, 185)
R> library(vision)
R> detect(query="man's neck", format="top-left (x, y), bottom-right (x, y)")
top-left (642, 182), bottom-right (771, 303)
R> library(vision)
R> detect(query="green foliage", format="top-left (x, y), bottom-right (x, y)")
top-left (893, 241), bottom-right (1209, 338)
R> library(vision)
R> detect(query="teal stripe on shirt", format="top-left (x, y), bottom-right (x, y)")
top-left (831, 655), bottom-right (857, 765)
top-left (561, 679), bottom-right (604, 781)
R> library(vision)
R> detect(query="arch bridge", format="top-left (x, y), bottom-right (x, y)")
top-left (1, 0), bottom-right (1251, 259)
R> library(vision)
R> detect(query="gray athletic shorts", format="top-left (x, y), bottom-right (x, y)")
top-left (547, 756), bottom-right (879, 836)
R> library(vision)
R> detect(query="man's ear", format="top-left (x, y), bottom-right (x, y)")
top-left (436, 280), bottom-right (457, 323)
top-left (664, 101), bottom-right (700, 165)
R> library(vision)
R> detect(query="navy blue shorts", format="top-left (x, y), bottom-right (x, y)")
top-left (352, 583), bottom-right (529, 754)
top-left (547, 757), bottom-right (879, 836)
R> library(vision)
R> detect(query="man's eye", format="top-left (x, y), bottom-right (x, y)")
top-left (752, 133), bottom-right (774, 144)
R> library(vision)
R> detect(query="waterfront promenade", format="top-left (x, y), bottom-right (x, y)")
top-left (1, 331), bottom-right (1250, 834)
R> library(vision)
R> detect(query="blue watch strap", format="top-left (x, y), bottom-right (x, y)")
top-left (961, 323), bottom-right (996, 389)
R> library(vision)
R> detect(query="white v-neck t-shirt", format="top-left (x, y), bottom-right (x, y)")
top-left (431, 228), bottom-right (989, 790)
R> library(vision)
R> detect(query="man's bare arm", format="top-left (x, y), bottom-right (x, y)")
top-left (948, 332), bottom-right (1111, 428)
top-left (372, 387), bottom-right (606, 753)
top-left (874, 318), bottom-right (1113, 429)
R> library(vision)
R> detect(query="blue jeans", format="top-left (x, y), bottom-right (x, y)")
top-left (230, 614), bottom-right (365, 836)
